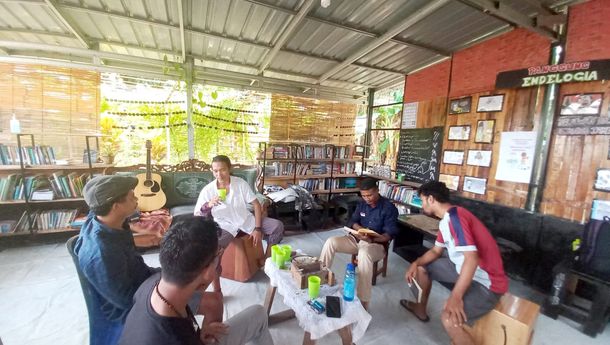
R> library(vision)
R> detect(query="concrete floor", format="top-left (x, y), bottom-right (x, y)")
top-left (0, 228), bottom-right (608, 345)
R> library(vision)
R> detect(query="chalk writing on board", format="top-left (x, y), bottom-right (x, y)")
top-left (396, 127), bottom-right (443, 184)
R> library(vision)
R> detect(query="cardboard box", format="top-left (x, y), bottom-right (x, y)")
top-left (290, 256), bottom-right (334, 289)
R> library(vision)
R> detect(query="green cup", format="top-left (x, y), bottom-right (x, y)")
top-left (308, 275), bottom-right (321, 300)
top-left (282, 244), bottom-right (292, 268)
top-left (271, 245), bottom-right (281, 267)
top-left (217, 188), bottom-right (227, 201)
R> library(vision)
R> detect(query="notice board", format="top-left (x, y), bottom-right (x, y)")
top-left (396, 127), bottom-right (443, 184)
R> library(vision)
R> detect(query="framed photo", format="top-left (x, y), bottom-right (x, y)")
top-left (591, 199), bottom-right (610, 221)
top-left (477, 94), bottom-right (505, 112)
top-left (448, 125), bottom-right (471, 141)
top-left (449, 97), bottom-right (472, 115)
top-left (354, 145), bottom-right (365, 157)
top-left (560, 93), bottom-right (603, 116)
top-left (463, 176), bottom-right (487, 195)
top-left (474, 120), bottom-right (495, 143)
top-left (594, 169), bottom-right (610, 192)
top-left (439, 174), bottom-right (460, 191)
top-left (467, 150), bottom-right (492, 167)
top-left (443, 150), bottom-right (465, 165)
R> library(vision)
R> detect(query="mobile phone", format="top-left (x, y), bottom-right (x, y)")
top-left (307, 300), bottom-right (325, 314)
top-left (326, 296), bottom-right (341, 318)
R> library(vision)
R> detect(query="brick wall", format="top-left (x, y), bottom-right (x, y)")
top-left (403, 60), bottom-right (451, 103)
top-left (565, 0), bottom-right (610, 62)
top-left (449, 28), bottom-right (551, 97)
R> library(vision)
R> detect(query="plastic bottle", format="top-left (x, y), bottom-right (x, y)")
top-left (343, 263), bottom-right (356, 301)
top-left (550, 271), bottom-right (565, 305)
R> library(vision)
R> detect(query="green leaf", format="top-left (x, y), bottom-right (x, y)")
top-left (211, 91), bottom-right (218, 100)
top-left (198, 91), bottom-right (203, 101)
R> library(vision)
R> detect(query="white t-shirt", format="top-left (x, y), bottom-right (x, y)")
top-left (193, 176), bottom-right (257, 236)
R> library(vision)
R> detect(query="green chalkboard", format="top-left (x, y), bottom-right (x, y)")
top-left (396, 127), bottom-right (443, 184)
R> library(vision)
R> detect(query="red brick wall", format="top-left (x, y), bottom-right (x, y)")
top-left (565, 0), bottom-right (610, 62)
top-left (403, 60), bottom-right (451, 102)
top-left (449, 28), bottom-right (551, 97)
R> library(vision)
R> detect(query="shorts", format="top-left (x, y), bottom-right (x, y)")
top-left (425, 257), bottom-right (502, 324)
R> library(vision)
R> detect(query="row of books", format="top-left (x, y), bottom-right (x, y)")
top-left (295, 163), bottom-right (328, 176)
top-left (3, 209), bottom-right (80, 233)
top-left (331, 162), bottom-right (356, 174)
top-left (378, 180), bottom-right (417, 205)
top-left (264, 162), bottom-right (295, 176)
top-left (295, 177), bottom-right (358, 192)
top-left (333, 145), bottom-right (354, 159)
top-left (297, 178), bottom-right (325, 191)
top-left (328, 177), bottom-right (358, 189)
top-left (269, 145), bottom-right (334, 160)
top-left (0, 173), bottom-right (91, 201)
top-left (0, 144), bottom-right (56, 165)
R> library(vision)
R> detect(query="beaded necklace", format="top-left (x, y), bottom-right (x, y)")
top-left (154, 281), bottom-right (200, 335)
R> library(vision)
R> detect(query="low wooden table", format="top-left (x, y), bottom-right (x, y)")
top-left (394, 214), bottom-right (440, 262)
top-left (263, 259), bottom-right (371, 344)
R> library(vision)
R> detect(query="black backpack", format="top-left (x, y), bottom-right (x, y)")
top-left (575, 216), bottom-right (610, 280)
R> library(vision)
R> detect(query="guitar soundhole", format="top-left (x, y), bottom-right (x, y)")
top-left (151, 181), bottom-right (161, 193)
top-left (144, 180), bottom-right (154, 188)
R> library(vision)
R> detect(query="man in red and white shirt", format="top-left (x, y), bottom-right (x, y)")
top-left (403, 181), bottom-right (508, 345)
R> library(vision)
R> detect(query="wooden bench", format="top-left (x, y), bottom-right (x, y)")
top-left (466, 293), bottom-right (540, 345)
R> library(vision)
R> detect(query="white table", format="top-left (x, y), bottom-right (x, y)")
top-left (263, 258), bottom-right (372, 344)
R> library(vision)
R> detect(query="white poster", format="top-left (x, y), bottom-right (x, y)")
top-left (495, 131), bottom-right (537, 183)
top-left (401, 102), bottom-right (418, 129)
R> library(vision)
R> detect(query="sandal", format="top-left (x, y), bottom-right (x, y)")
top-left (400, 299), bottom-right (430, 322)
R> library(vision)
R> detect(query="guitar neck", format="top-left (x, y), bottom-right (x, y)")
top-left (146, 141), bottom-right (152, 180)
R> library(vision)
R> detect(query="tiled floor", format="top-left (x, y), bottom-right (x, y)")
top-left (0, 228), bottom-right (608, 345)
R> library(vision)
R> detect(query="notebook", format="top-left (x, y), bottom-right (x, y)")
top-left (407, 278), bottom-right (423, 303)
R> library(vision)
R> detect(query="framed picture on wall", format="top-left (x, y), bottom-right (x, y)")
top-left (448, 125), bottom-right (471, 141)
top-left (591, 199), bottom-right (610, 221)
top-left (560, 93), bottom-right (603, 115)
top-left (463, 176), bottom-right (487, 195)
top-left (594, 168), bottom-right (610, 192)
top-left (449, 97), bottom-right (472, 115)
top-left (474, 120), bottom-right (495, 143)
top-left (443, 150), bottom-right (465, 165)
top-left (439, 174), bottom-right (460, 191)
top-left (467, 150), bottom-right (492, 167)
top-left (476, 94), bottom-right (505, 112)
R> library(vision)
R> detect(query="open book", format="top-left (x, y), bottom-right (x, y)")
top-left (407, 278), bottom-right (423, 303)
top-left (342, 226), bottom-right (379, 237)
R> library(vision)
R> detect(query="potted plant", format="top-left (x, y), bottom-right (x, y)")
top-left (100, 117), bottom-right (121, 164)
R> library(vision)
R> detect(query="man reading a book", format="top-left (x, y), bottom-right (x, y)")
top-left (403, 181), bottom-right (507, 345)
top-left (320, 177), bottom-right (398, 310)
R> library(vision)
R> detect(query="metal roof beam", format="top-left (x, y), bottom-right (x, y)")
top-left (176, 0), bottom-right (186, 63)
top-left (456, 0), bottom-right (559, 41)
top-left (43, 0), bottom-right (89, 48)
top-left (0, 28), bottom-right (73, 39)
top-left (257, 0), bottom-right (315, 74)
top-left (243, 0), bottom-right (450, 56)
top-left (317, 0), bottom-right (449, 83)
top-left (56, 3), bottom-right (400, 76)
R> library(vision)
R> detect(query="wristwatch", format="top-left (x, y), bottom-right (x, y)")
top-left (254, 226), bottom-right (263, 232)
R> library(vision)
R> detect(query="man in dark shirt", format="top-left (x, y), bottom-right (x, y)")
top-left (320, 177), bottom-right (398, 310)
top-left (119, 215), bottom-right (274, 345)
top-left (74, 175), bottom-right (158, 345)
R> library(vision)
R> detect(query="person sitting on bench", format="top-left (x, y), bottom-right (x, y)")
top-left (194, 155), bottom-right (284, 290)
top-left (403, 181), bottom-right (508, 345)
top-left (319, 177), bottom-right (398, 310)
top-left (119, 215), bottom-right (274, 345)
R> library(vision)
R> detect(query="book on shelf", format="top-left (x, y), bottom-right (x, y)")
top-left (297, 178), bottom-right (327, 192)
top-left (333, 145), bottom-right (354, 159)
top-left (35, 209), bottom-right (78, 232)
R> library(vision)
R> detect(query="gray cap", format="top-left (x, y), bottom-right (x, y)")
top-left (83, 175), bottom-right (138, 208)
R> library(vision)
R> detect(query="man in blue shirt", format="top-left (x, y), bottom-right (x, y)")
top-left (74, 175), bottom-right (158, 345)
top-left (320, 177), bottom-right (398, 310)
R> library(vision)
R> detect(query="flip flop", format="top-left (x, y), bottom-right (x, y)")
top-left (400, 299), bottom-right (430, 322)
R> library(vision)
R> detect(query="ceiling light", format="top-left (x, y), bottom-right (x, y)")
top-left (321, 0), bottom-right (330, 8)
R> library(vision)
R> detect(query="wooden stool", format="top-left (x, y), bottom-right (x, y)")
top-left (351, 241), bottom-right (391, 285)
top-left (466, 293), bottom-right (540, 345)
top-left (220, 232), bottom-right (265, 282)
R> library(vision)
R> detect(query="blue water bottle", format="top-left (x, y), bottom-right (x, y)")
top-left (343, 263), bottom-right (356, 301)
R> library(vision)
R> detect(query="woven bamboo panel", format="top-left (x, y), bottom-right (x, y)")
top-left (270, 94), bottom-right (357, 145)
top-left (0, 63), bottom-right (100, 161)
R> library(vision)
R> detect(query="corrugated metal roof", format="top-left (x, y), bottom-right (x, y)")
top-left (0, 0), bottom-right (570, 102)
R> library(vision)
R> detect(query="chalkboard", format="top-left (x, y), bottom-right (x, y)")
top-left (396, 127), bottom-right (443, 184)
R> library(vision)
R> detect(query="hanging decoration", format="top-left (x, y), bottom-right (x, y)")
top-left (192, 110), bottom-right (258, 126)
top-left (107, 110), bottom-right (186, 116)
top-left (204, 104), bottom-right (259, 114)
top-left (105, 99), bottom-right (185, 104)
top-left (193, 122), bottom-right (258, 134)
top-left (112, 123), bottom-right (188, 130)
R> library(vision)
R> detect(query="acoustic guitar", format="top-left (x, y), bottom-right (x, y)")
top-left (134, 140), bottom-right (167, 211)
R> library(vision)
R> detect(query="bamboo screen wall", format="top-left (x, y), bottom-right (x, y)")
top-left (270, 94), bottom-right (357, 145)
top-left (0, 63), bottom-right (100, 162)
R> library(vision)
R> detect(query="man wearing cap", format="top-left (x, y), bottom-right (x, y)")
top-left (74, 175), bottom-right (158, 345)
